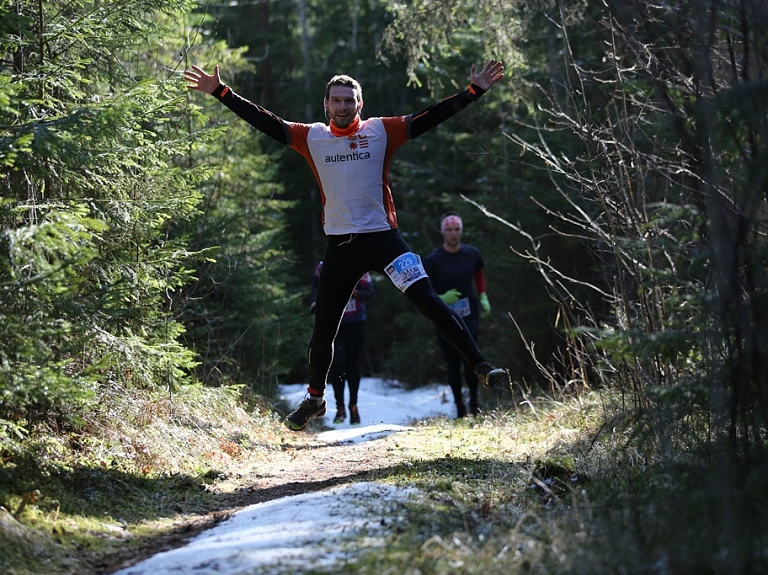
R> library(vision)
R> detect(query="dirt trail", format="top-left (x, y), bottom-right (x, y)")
top-left (87, 430), bottom-right (410, 575)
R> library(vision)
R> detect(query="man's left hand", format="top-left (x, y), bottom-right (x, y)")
top-left (479, 293), bottom-right (491, 317)
top-left (470, 60), bottom-right (504, 91)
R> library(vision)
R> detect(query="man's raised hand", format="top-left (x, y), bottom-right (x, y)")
top-left (184, 65), bottom-right (221, 95)
top-left (470, 59), bottom-right (504, 92)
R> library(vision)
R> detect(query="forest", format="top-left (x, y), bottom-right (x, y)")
top-left (2, 0), bottom-right (768, 572)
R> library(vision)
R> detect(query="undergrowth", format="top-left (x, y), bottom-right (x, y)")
top-left (0, 384), bottom-right (288, 575)
top-left (348, 397), bottom-right (768, 575)
top-left (2, 385), bottom-right (767, 575)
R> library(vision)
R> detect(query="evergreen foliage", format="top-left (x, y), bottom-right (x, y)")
top-left (2, 0), bottom-right (199, 427)
top-left (175, 11), bottom-right (310, 394)
top-left (0, 0), bottom-right (305, 432)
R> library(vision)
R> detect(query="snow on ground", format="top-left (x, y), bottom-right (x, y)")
top-left (114, 482), bottom-right (414, 575)
top-left (112, 378), bottom-right (456, 575)
top-left (281, 377), bottom-right (457, 443)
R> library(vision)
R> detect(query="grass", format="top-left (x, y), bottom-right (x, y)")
top-left (0, 383), bottom-right (291, 575)
top-left (2, 385), bottom-right (767, 574)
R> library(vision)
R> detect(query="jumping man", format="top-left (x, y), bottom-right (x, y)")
top-left (184, 59), bottom-right (509, 430)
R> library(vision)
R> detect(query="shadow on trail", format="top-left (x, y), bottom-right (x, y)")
top-left (237, 470), bottom-right (376, 502)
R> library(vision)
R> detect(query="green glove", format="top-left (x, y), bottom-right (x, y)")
top-left (479, 292), bottom-right (491, 317)
top-left (439, 288), bottom-right (462, 305)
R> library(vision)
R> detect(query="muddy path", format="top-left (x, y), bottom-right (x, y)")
top-left (87, 430), bottom-right (413, 575)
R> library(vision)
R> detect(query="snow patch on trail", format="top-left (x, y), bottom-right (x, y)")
top-left (113, 482), bottom-right (414, 575)
top-left (113, 378), bottom-right (455, 575)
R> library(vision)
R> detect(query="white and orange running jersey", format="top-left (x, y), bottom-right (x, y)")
top-left (285, 117), bottom-right (409, 235)
top-left (213, 81), bottom-right (485, 236)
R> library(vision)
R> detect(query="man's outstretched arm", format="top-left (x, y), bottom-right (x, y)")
top-left (184, 65), bottom-right (291, 145)
top-left (409, 59), bottom-right (504, 139)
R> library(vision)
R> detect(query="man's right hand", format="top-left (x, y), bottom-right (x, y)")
top-left (184, 65), bottom-right (221, 95)
top-left (439, 289), bottom-right (462, 305)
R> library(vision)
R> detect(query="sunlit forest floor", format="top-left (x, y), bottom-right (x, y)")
top-left (1, 384), bottom-right (765, 574)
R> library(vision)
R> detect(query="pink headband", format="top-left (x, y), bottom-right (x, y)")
top-left (440, 215), bottom-right (463, 232)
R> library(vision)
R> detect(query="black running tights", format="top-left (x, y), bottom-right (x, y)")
top-left (308, 229), bottom-right (485, 393)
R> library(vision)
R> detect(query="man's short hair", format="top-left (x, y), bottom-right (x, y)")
top-left (325, 75), bottom-right (363, 102)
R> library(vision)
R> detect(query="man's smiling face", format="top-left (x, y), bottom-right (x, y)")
top-left (325, 85), bottom-right (361, 128)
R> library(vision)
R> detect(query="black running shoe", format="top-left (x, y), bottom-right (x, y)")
top-left (349, 405), bottom-right (361, 425)
top-left (333, 407), bottom-right (346, 424)
top-left (285, 396), bottom-right (327, 431)
top-left (474, 361), bottom-right (509, 389)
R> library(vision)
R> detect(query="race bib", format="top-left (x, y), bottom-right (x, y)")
top-left (344, 298), bottom-right (358, 313)
top-left (450, 297), bottom-right (471, 317)
top-left (384, 252), bottom-right (427, 293)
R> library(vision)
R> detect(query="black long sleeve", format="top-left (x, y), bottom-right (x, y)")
top-left (409, 83), bottom-right (487, 139)
top-left (211, 81), bottom-right (486, 144)
top-left (213, 84), bottom-right (291, 145)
